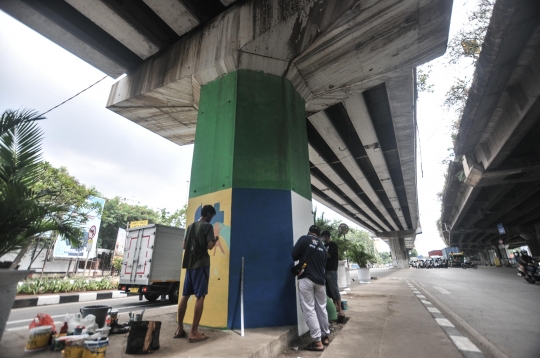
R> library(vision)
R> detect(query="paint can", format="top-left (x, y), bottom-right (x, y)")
top-left (25, 325), bottom-right (53, 352)
top-left (82, 338), bottom-right (109, 358)
top-left (109, 309), bottom-right (119, 323)
top-left (62, 338), bottom-right (85, 358)
top-left (341, 300), bottom-right (348, 310)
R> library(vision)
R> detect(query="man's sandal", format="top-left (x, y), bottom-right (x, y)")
top-left (304, 342), bottom-right (324, 351)
top-left (322, 336), bottom-right (330, 346)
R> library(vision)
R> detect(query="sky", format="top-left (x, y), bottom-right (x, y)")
top-left (0, 1), bottom-right (476, 255)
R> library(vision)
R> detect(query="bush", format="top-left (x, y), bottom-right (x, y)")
top-left (17, 276), bottom-right (118, 295)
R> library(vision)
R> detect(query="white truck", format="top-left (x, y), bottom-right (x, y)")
top-left (118, 224), bottom-right (184, 303)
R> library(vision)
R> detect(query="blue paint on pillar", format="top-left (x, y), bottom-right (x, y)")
top-left (228, 188), bottom-right (297, 328)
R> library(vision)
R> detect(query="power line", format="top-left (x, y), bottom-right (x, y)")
top-left (40, 75), bottom-right (109, 117)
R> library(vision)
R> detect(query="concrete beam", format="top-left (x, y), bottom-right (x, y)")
top-left (344, 94), bottom-right (409, 230)
top-left (309, 111), bottom-right (398, 231)
top-left (104, 0), bottom-right (452, 143)
top-left (385, 71), bottom-right (419, 230)
top-left (309, 144), bottom-right (390, 231)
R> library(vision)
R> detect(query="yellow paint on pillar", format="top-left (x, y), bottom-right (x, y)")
top-left (178, 188), bottom-right (231, 328)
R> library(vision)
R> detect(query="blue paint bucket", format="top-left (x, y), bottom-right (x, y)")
top-left (341, 300), bottom-right (348, 310)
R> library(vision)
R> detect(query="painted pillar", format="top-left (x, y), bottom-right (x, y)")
top-left (180, 70), bottom-right (312, 329)
top-left (389, 237), bottom-right (408, 268)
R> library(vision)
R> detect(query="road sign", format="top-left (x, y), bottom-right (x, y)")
top-left (88, 225), bottom-right (97, 240)
top-left (130, 220), bottom-right (149, 228)
top-left (497, 223), bottom-right (505, 235)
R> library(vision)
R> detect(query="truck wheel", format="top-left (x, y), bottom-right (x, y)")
top-left (169, 283), bottom-right (180, 304)
top-left (144, 293), bottom-right (160, 302)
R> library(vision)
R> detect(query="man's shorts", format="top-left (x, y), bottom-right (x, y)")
top-left (183, 266), bottom-right (210, 298)
top-left (325, 270), bottom-right (341, 301)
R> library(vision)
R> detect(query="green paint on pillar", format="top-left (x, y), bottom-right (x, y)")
top-left (190, 70), bottom-right (311, 201)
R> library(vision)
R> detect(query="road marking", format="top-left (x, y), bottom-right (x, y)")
top-left (427, 307), bottom-right (441, 313)
top-left (450, 336), bottom-right (482, 352)
top-left (434, 286), bottom-right (452, 294)
top-left (435, 318), bottom-right (454, 327)
top-left (405, 279), bottom-right (486, 358)
top-left (37, 295), bottom-right (60, 306)
top-left (419, 282), bottom-right (426, 287)
top-left (79, 292), bottom-right (98, 302)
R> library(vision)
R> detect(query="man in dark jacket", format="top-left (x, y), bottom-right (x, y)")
top-left (292, 225), bottom-right (330, 351)
top-left (321, 230), bottom-right (344, 320)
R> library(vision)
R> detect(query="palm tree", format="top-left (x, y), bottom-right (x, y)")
top-left (0, 109), bottom-right (84, 262)
top-left (347, 242), bottom-right (376, 269)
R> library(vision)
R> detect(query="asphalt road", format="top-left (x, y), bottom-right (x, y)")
top-left (377, 266), bottom-right (540, 358)
top-left (6, 296), bottom-right (176, 332)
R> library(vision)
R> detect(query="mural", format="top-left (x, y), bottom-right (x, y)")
top-left (179, 188), bottom-right (232, 328)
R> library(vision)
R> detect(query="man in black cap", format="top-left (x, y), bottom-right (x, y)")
top-left (291, 225), bottom-right (330, 351)
top-left (321, 230), bottom-right (345, 321)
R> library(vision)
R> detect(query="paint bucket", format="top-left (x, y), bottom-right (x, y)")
top-left (63, 339), bottom-right (85, 358)
top-left (80, 306), bottom-right (111, 328)
top-left (341, 300), bottom-right (348, 310)
top-left (82, 339), bottom-right (109, 358)
top-left (25, 325), bottom-right (53, 352)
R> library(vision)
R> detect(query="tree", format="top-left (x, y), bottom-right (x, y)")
top-left (98, 197), bottom-right (162, 249)
top-left (0, 109), bottom-right (86, 265)
top-left (158, 205), bottom-right (187, 228)
top-left (410, 249), bottom-right (418, 257)
top-left (379, 252), bottom-right (392, 264)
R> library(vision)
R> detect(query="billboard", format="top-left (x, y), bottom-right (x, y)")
top-left (114, 228), bottom-right (126, 257)
top-left (53, 196), bottom-right (105, 259)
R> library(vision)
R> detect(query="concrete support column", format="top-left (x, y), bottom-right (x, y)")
top-left (388, 237), bottom-right (408, 268)
top-left (180, 70), bottom-right (312, 329)
top-left (521, 224), bottom-right (540, 256)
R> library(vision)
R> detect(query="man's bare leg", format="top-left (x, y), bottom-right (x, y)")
top-left (190, 295), bottom-right (206, 338)
top-left (175, 295), bottom-right (189, 336)
top-left (334, 299), bottom-right (343, 315)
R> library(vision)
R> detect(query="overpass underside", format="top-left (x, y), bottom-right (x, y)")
top-left (1, 0), bottom-right (454, 328)
top-left (440, 0), bottom-right (540, 260)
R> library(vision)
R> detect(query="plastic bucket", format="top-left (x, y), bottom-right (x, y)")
top-left (82, 339), bottom-right (109, 358)
top-left (80, 306), bottom-right (111, 328)
top-left (341, 300), bottom-right (348, 310)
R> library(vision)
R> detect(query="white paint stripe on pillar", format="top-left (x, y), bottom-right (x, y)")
top-left (427, 306), bottom-right (441, 313)
top-left (450, 336), bottom-right (482, 352)
top-left (421, 300), bottom-right (432, 305)
top-left (434, 286), bottom-right (451, 294)
top-left (78, 292), bottom-right (97, 302)
top-left (37, 295), bottom-right (60, 306)
top-left (435, 318), bottom-right (454, 327)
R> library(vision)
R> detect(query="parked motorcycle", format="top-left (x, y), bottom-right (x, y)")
top-left (515, 251), bottom-right (540, 284)
top-left (461, 262), bottom-right (478, 269)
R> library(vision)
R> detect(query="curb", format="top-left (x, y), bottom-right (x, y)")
top-left (13, 291), bottom-right (127, 309)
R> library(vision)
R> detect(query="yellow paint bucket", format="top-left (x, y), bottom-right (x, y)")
top-left (63, 339), bottom-right (85, 358)
top-left (25, 325), bottom-right (53, 351)
top-left (82, 338), bottom-right (109, 358)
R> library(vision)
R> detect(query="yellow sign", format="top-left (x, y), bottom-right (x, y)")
top-left (129, 220), bottom-right (149, 228)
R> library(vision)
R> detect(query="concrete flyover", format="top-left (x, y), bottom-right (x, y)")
top-left (1, 0), bottom-right (453, 328)
top-left (440, 0), bottom-right (540, 261)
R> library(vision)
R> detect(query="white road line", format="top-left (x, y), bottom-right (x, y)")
top-left (419, 282), bottom-right (426, 287)
top-left (416, 294), bottom-right (426, 299)
top-left (450, 336), bottom-right (482, 352)
top-left (37, 295), bottom-right (60, 306)
top-left (412, 290), bottom-right (421, 294)
top-left (421, 300), bottom-right (432, 305)
top-left (434, 286), bottom-right (451, 294)
top-left (427, 307), bottom-right (441, 313)
top-left (435, 318), bottom-right (454, 327)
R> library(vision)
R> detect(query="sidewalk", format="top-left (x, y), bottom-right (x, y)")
top-left (1, 276), bottom-right (468, 357)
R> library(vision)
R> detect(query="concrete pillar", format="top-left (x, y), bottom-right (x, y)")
top-left (521, 225), bottom-right (540, 256)
top-left (388, 237), bottom-right (408, 268)
top-left (180, 70), bottom-right (312, 329)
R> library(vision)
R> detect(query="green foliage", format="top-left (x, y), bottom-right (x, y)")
top-left (379, 252), bottom-right (393, 264)
top-left (158, 205), bottom-right (187, 228)
top-left (112, 257), bottom-right (123, 273)
top-left (410, 249), bottom-right (418, 257)
top-left (314, 211), bottom-right (380, 264)
top-left (17, 276), bottom-right (118, 295)
top-left (347, 242), bottom-right (376, 268)
top-left (417, 64), bottom-right (434, 94)
top-left (98, 197), bottom-right (162, 249)
top-left (0, 109), bottom-right (87, 258)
